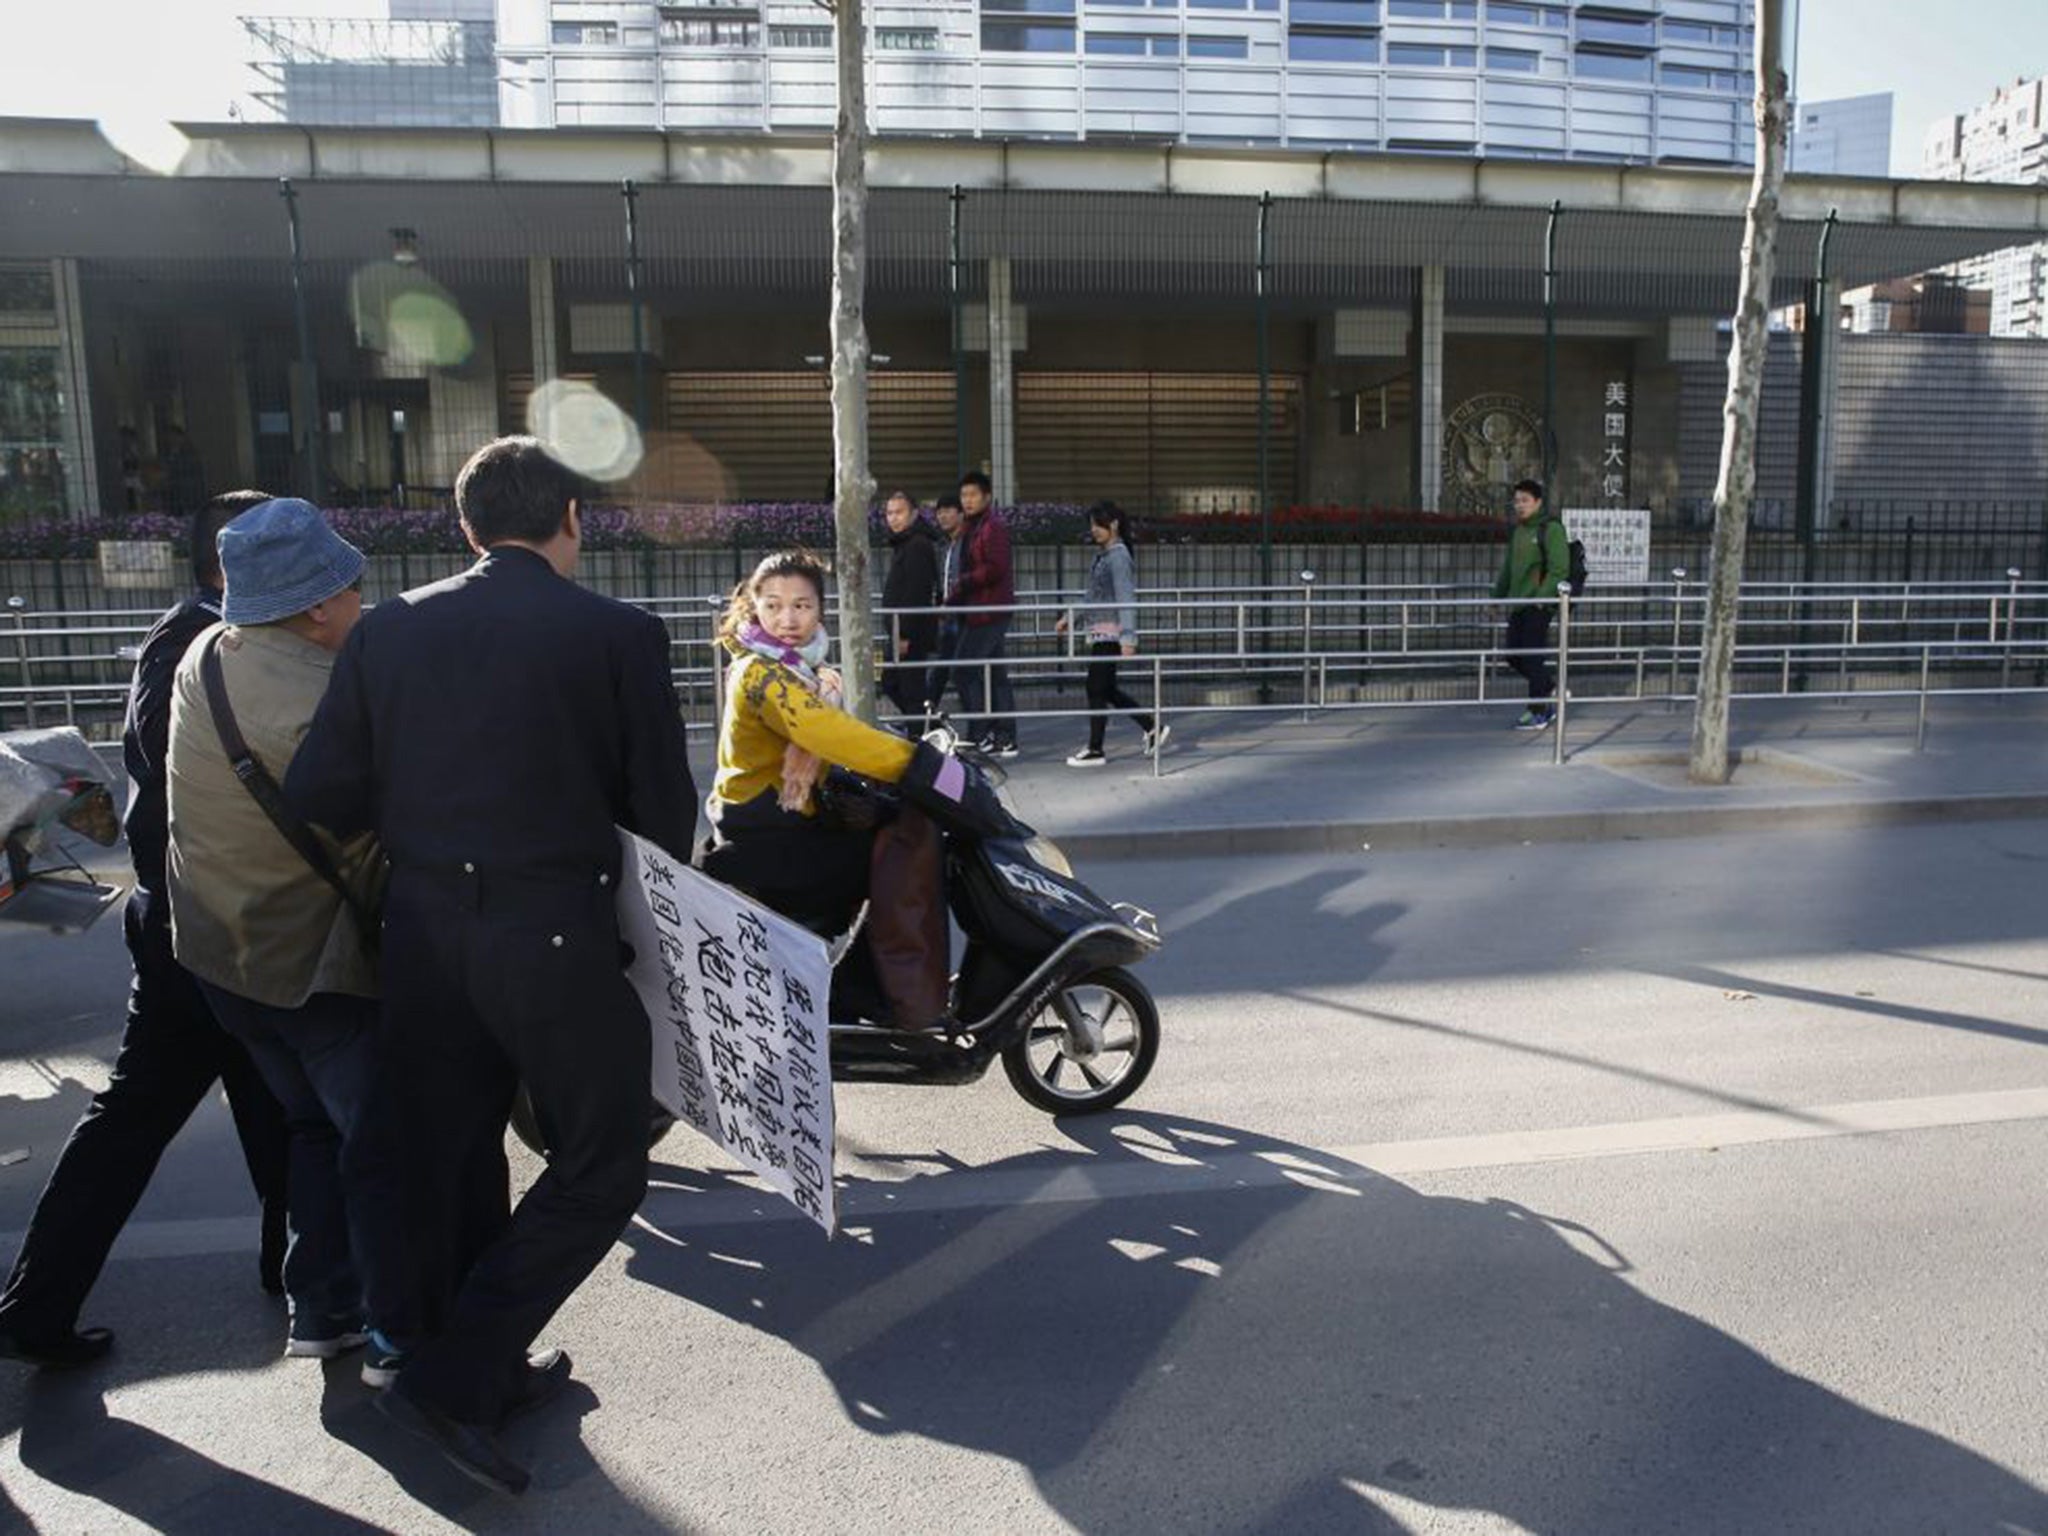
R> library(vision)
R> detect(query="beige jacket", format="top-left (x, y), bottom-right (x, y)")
top-left (166, 623), bottom-right (382, 1008)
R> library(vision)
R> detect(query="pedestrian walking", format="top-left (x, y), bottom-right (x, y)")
top-left (0, 492), bottom-right (289, 1372)
top-left (164, 497), bottom-right (417, 1375)
top-left (879, 490), bottom-right (941, 721)
top-left (1056, 502), bottom-right (1165, 767)
top-left (1491, 479), bottom-right (1570, 730)
top-left (285, 436), bottom-right (697, 1496)
top-left (947, 470), bottom-right (1019, 757)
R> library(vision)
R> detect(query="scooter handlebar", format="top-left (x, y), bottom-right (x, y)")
top-left (899, 739), bottom-right (1035, 844)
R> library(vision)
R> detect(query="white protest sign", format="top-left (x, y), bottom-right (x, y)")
top-left (98, 541), bottom-right (175, 591)
top-left (616, 828), bottom-right (837, 1235)
top-left (1561, 507), bottom-right (1652, 587)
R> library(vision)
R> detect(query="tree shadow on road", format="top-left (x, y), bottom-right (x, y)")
top-left (622, 1113), bottom-right (2047, 1534)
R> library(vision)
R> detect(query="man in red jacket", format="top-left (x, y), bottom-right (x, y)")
top-left (947, 471), bottom-right (1018, 757)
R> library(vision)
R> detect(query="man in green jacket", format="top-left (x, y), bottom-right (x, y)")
top-left (1490, 478), bottom-right (1571, 730)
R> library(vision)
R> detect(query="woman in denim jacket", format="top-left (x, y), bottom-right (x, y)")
top-left (1055, 502), bottom-right (1167, 767)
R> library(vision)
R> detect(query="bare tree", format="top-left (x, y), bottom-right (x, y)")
top-left (1689, 0), bottom-right (1790, 784)
top-left (817, 0), bottom-right (879, 722)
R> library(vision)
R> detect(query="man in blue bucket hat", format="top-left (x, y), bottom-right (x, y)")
top-left (162, 497), bottom-right (418, 1383)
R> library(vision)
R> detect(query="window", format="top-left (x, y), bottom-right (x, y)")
top-left (660, 17), bottom-right (757, 44)
top-left (1086, 30), bottom-right (1178, 54)
top-left (1293, 0), bottom-right (1377, 20)
top-left (1573, 47), bottom-right (1651, 81)
top-left (1662, 62), bottom-right (1745, 91)
top-left (1186, 32), bottom-right (1250, 56)
top-left (1486, 45), bottom-right (1537, 70)
top-left (981, 0), bottom-right (1073, 11)
top-left (1189, 0), bottom-right (1281, 9)
top-left (982, 19), bottom-right (1076, 49)
top-left (551, 21), bottom-right (618, 44)
top-left (769, 24), bottom-right (831, 48)
top-left (876, 26), bottom-right (939, 49)
top-left (1663, 20), bottom-right (1739, 46)
top-left (1488, 1), bottom-right (1565, 25)
top-left (1289, 28), bottom-right (1378, 60)
top-left (1574, 11), bottom-right (1653, 46)
top-left (1389, 0), bottom-right (1475, 16)
top-left (1388, 41), bottom-right (1475, 65)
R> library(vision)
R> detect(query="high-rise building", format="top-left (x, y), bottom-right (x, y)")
top-left (490, 0), bottom-right (1759, 166)
top-left (243, 1), bottom-right (499, 127)
top-left (1788, 91), bottom-right (1891, 177)
top-left (1923, 77), bottom-right (2048, 338)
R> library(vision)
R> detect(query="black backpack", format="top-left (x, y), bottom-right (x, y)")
top-left (1534, 516), bottom-right (1589, 592)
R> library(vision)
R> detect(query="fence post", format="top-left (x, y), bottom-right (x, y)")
top-left (1299, 569), bottom-right (1316, 721)
top-left (1667, 566), bottom-right (1687, 706)
top-left (1150, 656), bottom-right (1163, 780)
top-left (7, 595), bottom-right (32, 730)
top-left (1552, 582), bottom-right (1572, 766)
top-left (1915, 642), bottom-right (1931, 752)
top-left (2001, 566), bottom-right (2021, 694)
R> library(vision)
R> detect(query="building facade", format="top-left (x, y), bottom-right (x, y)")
top-left (1923, 76), bottom-right (2048, 338)
top-left (1788, 91), bottom-right (1892, 177)
top-left (491, 0), bottom-right (1758, 164)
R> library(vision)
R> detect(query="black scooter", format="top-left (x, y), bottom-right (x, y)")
top-left (511, 740), bottom-right (1162, 1155)
top-left (826, 742), bottom-right (1162, 1114)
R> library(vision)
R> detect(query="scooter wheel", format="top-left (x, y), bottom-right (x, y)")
top-left (1001, 967), bottom-right (1159, 1115)
top-left (509, 1086), bottom-right (675, 1159)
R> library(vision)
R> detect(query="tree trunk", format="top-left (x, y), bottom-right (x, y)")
top-left (1689, 0), bottom-right (1789, 785)
top-left (828, 0), bottom-right (877, 722)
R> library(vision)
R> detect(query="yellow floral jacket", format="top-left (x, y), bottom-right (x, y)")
top-left (710, 647), bottom-right (916, 817)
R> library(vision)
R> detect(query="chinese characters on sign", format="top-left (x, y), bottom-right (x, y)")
top-left (1561, 507), bottom-right (1652, 586)
top-left (1600, 379), bottom-right (1630, 507)
top-left (616, 828), bottom-right (837, 1235)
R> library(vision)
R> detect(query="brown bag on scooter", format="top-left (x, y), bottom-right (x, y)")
top-left (866, 804), bottom-right (950, 1029)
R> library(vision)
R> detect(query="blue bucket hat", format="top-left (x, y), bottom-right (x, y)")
top-left (217, 499), bottom-right (366, 626)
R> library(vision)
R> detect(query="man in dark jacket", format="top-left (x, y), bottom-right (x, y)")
top-left (880, 490), bottom-right (941, 719)
top-left (0, 492), bottom-right (288, 1370)
top-left (286, 436), bottom-right (696, 1494)
top-left (947, 470), bottom-right (1019, 756)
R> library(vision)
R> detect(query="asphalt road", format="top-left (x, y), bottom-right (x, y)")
top-left (3, 819), bottom-right (2048, 1533)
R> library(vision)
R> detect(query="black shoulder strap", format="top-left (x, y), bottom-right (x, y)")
top-left (199, 630), bottom-right (373, 932)
top-left (1532, 515), bottom-right (1553, 583)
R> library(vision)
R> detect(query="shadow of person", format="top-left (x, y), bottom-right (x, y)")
top-left (621, 1114), bottom-right (2047, 1534)
top-left (16, 1369), bottom-right (386, 1535)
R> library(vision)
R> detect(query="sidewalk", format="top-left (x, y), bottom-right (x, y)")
top-left (962, 694), bottom-right (2048, 859)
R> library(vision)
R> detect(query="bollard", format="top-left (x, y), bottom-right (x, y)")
top-left (1552, 581), bottom-right (1572, 767)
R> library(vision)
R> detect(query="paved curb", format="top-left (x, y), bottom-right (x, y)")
top-left (1052, 791), bottom-right (2048, 861)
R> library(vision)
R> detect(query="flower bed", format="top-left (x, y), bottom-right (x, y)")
top-left (0, 500), bottom-right (1503, 560)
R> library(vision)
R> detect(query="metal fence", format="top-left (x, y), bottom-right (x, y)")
top-left (9, 579), bottom-right (2045, 763)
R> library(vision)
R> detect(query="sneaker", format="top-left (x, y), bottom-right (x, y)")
top-left (1143, 723), bottom-right (1172, 755)
top-left (361, 1333), bottom-right (406, 1389)
top-left (990, 740), bottom-right (1021, 760)
top-left (286, 1326), bottom-right (369, 1361)
top-left (1512, 709), bottom-right (1552, 731)
top-left (1066, 748), bottom-right (1107, 768)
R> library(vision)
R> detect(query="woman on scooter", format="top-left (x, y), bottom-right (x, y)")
top-left (701, 550), bottom-right (1002, 1029)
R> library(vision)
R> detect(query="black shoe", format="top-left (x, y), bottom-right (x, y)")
top-left (0, 1325), bottom-right (114, 1369)
top-left (377, 1383), bottom-right (531, 1496)
top-left (499, 1347), bottom-right (573, 1424)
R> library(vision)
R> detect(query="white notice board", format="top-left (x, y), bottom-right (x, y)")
top-left (1561, 508), bottom-right (1652, 587)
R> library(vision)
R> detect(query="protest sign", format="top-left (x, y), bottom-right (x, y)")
top-left (1561, 507), bottom-right (1652, 587)
top-left (616, 828), bottom-right (837, 1235)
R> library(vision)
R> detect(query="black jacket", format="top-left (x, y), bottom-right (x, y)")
top-left (284, 546), bottom-right (697, 887)
top-left (882, 520), bottom-right (941, 655)
top-left (121, 587), bottom-right (222, 893)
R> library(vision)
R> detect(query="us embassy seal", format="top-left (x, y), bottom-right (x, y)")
top-left (1442, 394), bottom-right (1542, 515)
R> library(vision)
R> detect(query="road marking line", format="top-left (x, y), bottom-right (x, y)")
top-left (9, 1087), bottom-right (2047, 1258)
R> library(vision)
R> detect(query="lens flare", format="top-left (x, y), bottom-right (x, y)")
top-left (98, 112), bottom-right (189, 177)
top-left (527, 380), bottom-right (644, 483)
top-left (349, 264), bottom-right (475, 370)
